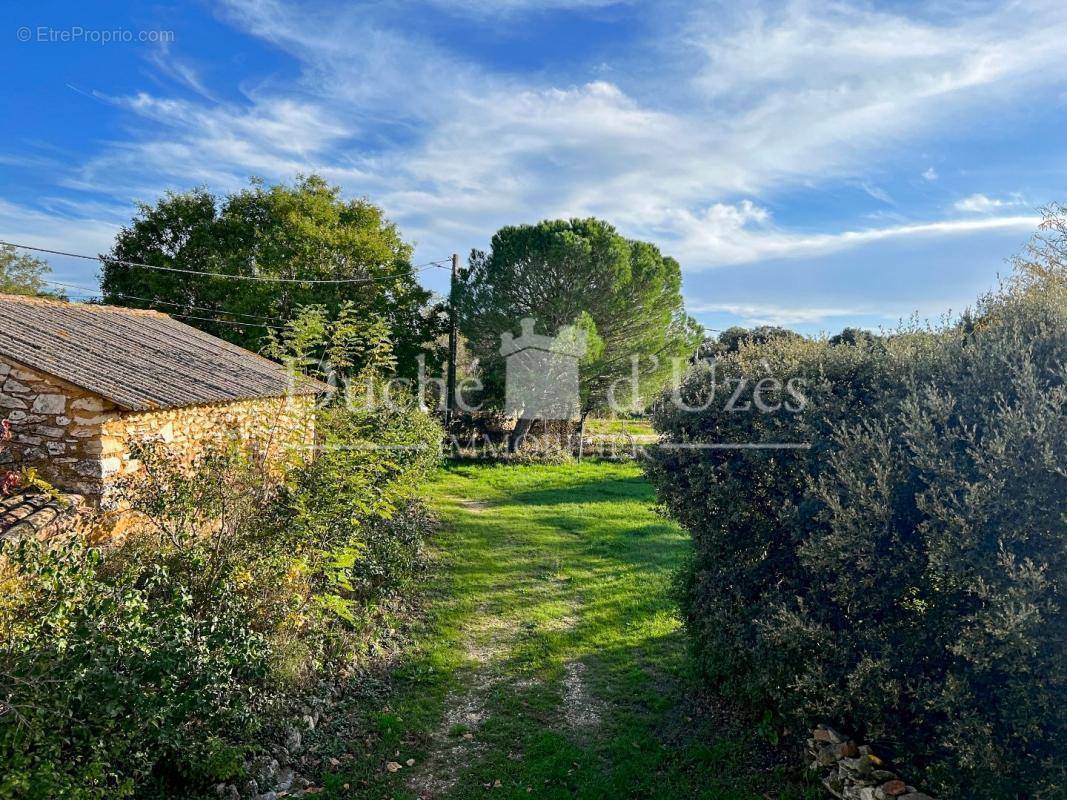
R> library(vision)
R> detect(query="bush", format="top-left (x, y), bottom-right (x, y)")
top-left (0, 399), bottom-right (441, 798)
top-left (0, 538), bottom-right (271, 799)
top-left (647, 270), bottom-right (1067, 797)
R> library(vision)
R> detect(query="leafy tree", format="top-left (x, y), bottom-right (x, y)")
top-left (699, 325), bottom-right (801, 359)
top-left (828, 326), bottom-right (878, 347)
top-left (101, 176), bottom-right (443, 378)
top-left (457, 218), bottom-right (702, 443)
top-left (0, 244), bottom-right (65, 298)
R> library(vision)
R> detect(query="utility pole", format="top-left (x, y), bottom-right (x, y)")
top-left (445, 253), bottom-right (460, 429)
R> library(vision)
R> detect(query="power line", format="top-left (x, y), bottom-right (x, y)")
top-left (42, 279), bottom-right (288, 324)
top-left (1, 241), bottom-right (451, 285)
top-left (55, 287), bottom-right (284, 332)
top-left (167, 312), bottom-right (282, 331)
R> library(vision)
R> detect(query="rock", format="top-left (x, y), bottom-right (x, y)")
top-left (0, 396), bottom-right (28, 410)
top-left (2, 380), bottom-right (31, 393)
top-left (275, 766), bottom-right (294, 792)
top-left (71, 397), bottom-right (107, 412)
top-left (285, 727), bottom-right (302, 754)
top-left (385, 761), bottom-right (402, 773)
top-left (249, 756), bottom-right (280, 787)
top-left (840, 756), bottom-right (873, 777)
top-left (899, 795), bottom-right (934, 800)
top-left (837, 742), bottom-right (859, 758)
top-left (73, 414), bottom-right (114, 426)
top-left (881, 780), bottom-right (907, 796)
top-left (817, 746), bottom-right (838, 767)
top-left (405, 758), bottom-right (416, 767)
top-left (31, 395), bottom-right (66, 414)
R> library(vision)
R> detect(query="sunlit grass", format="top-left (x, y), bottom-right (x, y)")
top-left (317, 461), bottom-right (817, 799)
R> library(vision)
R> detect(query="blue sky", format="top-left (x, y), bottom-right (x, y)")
top-left (2, 0), bottom-right (1065, 336)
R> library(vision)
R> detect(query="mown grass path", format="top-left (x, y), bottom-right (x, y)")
top-left (320, 461), bottom-right (814, 800)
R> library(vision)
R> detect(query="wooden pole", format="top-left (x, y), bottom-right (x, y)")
top-left (445, 253), bottom-right (460, 429)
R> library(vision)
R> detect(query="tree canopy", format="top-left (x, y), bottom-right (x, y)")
top-left (457, 218), bottom-right (702, 420)
top-left (698, 325), bottom-right (802, 359)
top-left (101, 176), bottom-right (443, 377)
top-left (0, 245), bottom-right (64, 299)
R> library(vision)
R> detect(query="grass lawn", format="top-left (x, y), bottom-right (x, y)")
top-left (312, 461), bottom-right (816, 799)
top-left (583, 417), bottom-right (657, 442)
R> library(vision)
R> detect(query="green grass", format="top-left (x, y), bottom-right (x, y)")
top-left (312, 461), bottom-right (816, 799)
top-left (583, 417), bottom-right (657, 441)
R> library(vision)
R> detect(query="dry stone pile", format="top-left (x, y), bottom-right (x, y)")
top-left (808, 725), bottom-right (934, 800)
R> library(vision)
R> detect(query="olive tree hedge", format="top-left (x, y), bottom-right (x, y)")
top-left (646, 272), bottom-right (1066, 798)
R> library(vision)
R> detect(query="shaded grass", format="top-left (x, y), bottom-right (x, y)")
top-left (313, 461), bottom-right (817, 799)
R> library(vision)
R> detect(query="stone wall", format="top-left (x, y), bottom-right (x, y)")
top-left (0, 357), bottom-right (117, 497)
top-left (101, 395), bottom-right (317, 484)
top-left (1, 354), bottom-right (317, 504)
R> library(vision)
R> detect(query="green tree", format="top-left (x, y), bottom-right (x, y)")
top-left (457, 218), bottom-right (702, 443)
top-left (101, 176), bottom-right (443, 378)
top-left (0, 245), bottom-right (65, 298)
top-left (699, 325), bottom-right (801, 359)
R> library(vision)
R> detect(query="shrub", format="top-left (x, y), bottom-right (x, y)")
top-left (0, 398), bottom-right (441, 798)
top-left (647, 270), bottom-right (1067, 797)
top-left (0, 538), bottom-right (271, 799)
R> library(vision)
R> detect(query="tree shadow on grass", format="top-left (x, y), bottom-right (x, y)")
top-left (506, 475), bottom-right (654, 507)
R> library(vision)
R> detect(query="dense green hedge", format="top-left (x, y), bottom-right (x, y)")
top-left (646, 277), bottom-right (1066, 798)
top-left (0, 401), bottom-right (441, 799)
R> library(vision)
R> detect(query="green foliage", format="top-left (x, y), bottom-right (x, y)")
top-left (0, 538), bottom-right (270, 799)
top-left (647, 261), bottom-right (1067, 797)
top-left (0, 401), bottom-right (441, 797)
top-left (457, 218), bottom-right (703, 416)
top-left (264, 303), bottom-right (398, 387)
top-left (699, 325), bottom-right (801, 359)
top-left (0, 245), bottom-right (65, 299)
top-left (100, 175), bottom-right (443, 377)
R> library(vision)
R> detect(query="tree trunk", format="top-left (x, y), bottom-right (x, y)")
top-left (577, 412), bottom-right (589, 462)
top-left (509, 417), bottom-right (535, 453)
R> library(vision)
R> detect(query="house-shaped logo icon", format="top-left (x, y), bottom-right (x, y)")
top-left (499, 318), bottom-right (587, 421)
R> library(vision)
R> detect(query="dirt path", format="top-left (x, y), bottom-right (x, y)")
top-left (326, 462), bottom-right (814, 800)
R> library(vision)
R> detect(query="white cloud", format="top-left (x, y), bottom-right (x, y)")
top-left (954, 192), bottom-right (1024, 213)
top-left (922, 167), bottom-right (939, 181)
top-left (2, 0), bottom-right (1065, 275)
top-left (685, 300), bottom-right (870, 327)
top-left (659, 201), bottom-right (1039, 267)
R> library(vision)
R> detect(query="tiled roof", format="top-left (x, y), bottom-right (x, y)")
top-left (0, 294), bottom-right (326, 411)
top-left (0, 490), bottom-right (85, 540)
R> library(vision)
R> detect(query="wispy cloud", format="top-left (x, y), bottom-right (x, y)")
top-left (3, 0), bottom-right (1065, 277)
top-left (658, 202), bottom-right (1040, 267)
top-left (685, 300), bottom-right (872, 327)
top-left (954, 192), bottom-right (1024, 213)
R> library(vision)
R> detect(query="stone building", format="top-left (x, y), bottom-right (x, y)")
top-left (0, 293), bottom-right (325, 514)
